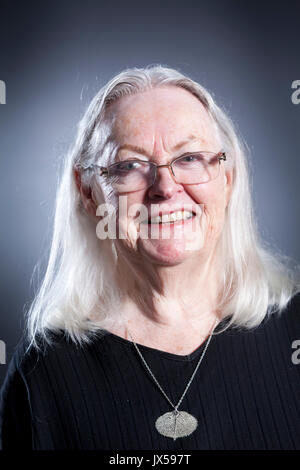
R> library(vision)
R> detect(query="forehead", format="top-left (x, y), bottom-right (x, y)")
top-left (106, 86), bottom-right (219, 150)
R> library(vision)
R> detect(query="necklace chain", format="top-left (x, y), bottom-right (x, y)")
top-left (127, 318), bottom-right (218, 412)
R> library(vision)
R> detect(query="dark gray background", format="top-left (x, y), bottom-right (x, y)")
top-left (1, 0), bottom-right (299, 384)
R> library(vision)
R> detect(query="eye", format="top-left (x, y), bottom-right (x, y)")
top-left (115, 160), bottom-right (141, 172)
top-left (176, 154), bottom-right (204, 166)
top-left (181, 155), bottom-right (200, 162)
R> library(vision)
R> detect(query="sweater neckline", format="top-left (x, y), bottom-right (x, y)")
top-left (101, 318), bottom-right (228, 362)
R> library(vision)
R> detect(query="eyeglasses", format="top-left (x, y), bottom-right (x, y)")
top-left (85, 150), bottom-right (226, 193)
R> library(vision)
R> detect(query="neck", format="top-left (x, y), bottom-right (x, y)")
top-left (114, 243), bottom-right (222, 336)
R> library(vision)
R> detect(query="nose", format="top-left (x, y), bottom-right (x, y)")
top-left (147, 166), bottom-right (182, 200)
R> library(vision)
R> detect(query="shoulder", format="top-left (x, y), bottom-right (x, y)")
top-left (268, 291), bottom-right (300, 335)
top-left (220, 292), bottom-right (300, 357)
top-left (1, 329), bottom-right (75, 390)
top-left (243, 291), bottom-right (300, 338)
top-left (0, 328), bottom-right (96, 417)
top-left (6, 328), bottom-right (109, 385)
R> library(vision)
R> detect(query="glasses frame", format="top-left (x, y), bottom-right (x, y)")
top-left (83, 150), bottom-right (227, 189)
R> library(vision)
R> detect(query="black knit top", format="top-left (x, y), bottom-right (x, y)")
top-left (1, 294), bottom-right (300, 450)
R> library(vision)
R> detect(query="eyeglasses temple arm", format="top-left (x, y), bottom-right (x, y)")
top-left (99, 167), bottom-right (108, 175)
top-left (218, 152), bottom-right (226, 162)
top-left (77, 164), bottom-right (108, 176)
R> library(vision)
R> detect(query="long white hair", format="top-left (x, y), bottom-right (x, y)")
top-left (25, 64), bottom-right (300, 351)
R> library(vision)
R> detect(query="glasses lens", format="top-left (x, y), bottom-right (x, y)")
top-left (172, 152), bottom-right (220, 184)
top-left (108, 160), bottom-right (154, 192)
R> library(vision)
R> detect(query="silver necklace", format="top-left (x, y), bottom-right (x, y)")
top-left (127, 318), bottom-right (218, 441)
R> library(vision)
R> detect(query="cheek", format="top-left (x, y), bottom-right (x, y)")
top-left (185, 182), bottom-right (227, 235)
top-left (185, 179), bottom-right (225, 207)
top-left (115, 191), bottom-right (148, 242)
top-left (112, 191), bottom-right (146, 215)
top-left (124, 192), bottom-right (147, 220)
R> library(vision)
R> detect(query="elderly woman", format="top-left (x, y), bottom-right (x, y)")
top-left (0, 65), bottom-right (300, 450)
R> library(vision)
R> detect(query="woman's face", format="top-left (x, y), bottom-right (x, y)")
top-left (105, 86), bottom-right (233, 266)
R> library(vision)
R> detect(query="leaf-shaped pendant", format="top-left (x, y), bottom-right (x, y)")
top-left (155, 410), bottom-right (198, 440)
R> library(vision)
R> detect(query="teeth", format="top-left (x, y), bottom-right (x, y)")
top-left (147, 210), bottom-right (194, 224)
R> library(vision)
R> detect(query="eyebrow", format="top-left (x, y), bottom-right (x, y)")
top-left (117, 134), bottom-right (199, 157)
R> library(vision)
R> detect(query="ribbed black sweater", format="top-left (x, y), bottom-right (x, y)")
top-left (1, 294), bottom-right (300, 450)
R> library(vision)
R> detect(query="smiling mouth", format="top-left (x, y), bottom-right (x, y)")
top-left (142, 210), bottom-right (196, 225)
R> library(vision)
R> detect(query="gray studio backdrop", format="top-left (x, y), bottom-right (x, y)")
top-left (1, 0), bottom-right (300, 384)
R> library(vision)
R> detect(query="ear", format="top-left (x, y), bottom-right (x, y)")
top-left (74, 168), bottom-right (82, 192)
top-left (73, 169), bottom-right (97, 219)
top-left (224, 169), bottom-right (233, 208)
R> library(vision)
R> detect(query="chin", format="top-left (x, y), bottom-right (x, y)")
top-left (137, 238), bottom-right (201, 266)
